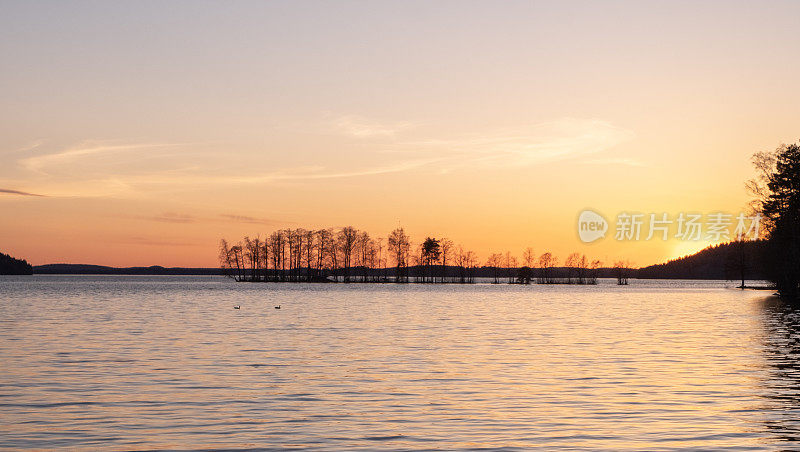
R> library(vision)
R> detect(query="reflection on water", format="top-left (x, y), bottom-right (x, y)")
top-left (759, 297), bottom-right (800, 443)
top-left (0, 275), bottom-right (798, 450)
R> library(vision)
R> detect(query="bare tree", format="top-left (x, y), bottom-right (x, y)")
top-left (522, 247), bottom-right (536, 268)
top-left (302, 229), bottom-right (315, 281)
top-left (219, 239), bottom-right (243, 281)
top-left (588, 259), bottom-right (602, 284)
top-left (454, 245), bottom-right (468, 283)
top-left (486, 253), bottom-right (503, 284)
top-left (388, 227), bottom-right (411, 283)
top-left (614, 260), bottom-right (631, 285)
top-left (439, 238), bottom-right (453, 283)
top-left (465, 250), bottom-right (478, 283)
top-left (375, 237), bottom-right (386, 282)
top-left (337, 226), bottom-right (358, 282)
top-left (538, 252), bottom-right (558, 284)
top-left (315, 228), bottom-right (333, 280)
top-left (269, 230), bottom-right (286, 281)
top-left (565, 252), bottom-right (581, 284)
top-left (355, 231), bottom-right (373, 282)
top-left (504, 251), bottom-right (517, 284)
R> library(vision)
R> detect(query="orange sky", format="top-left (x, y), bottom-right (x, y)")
top-left (1, 1), bottom-right (799, 267)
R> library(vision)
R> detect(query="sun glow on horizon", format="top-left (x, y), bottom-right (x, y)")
top-left (668, 240), bottom-right (722, 262)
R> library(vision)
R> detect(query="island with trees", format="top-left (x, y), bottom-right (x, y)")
top-left (218, 228), bottom-right (631, 285)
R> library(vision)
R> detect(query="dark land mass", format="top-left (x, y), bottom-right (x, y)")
top-left (33, 264), bottom-right (222, 275)
top-left (0, 253), bottom-right (33, 275)
top-left (637, 240), bottom-right (769, 280)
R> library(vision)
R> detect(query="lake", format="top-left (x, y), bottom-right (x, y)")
top-left (0, 276), bottom-right (797, 450)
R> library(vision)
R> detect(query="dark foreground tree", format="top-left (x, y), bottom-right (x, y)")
top-left (752, 143), bottom-right (800, 300)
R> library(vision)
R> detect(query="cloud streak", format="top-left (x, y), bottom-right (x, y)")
top-left (20, 141), bottom-right (196, 174)
top-left (397, 118), bottom-right (635, 169)
top-left (0, 188), bottom-right (45, 197)
top-left (5, 118), bottom-right (633, 198)
top-left (581, 157), bottom-right (648, 167)
top-left (219, 214), bottom-right (286, 226)
top-left (329, 114), bottom-right (413, 138)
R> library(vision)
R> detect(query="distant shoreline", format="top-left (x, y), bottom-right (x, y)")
top-left (32, 264), bottom-right (222, 276)
top-left (22, 263), bottom-right (771, 282)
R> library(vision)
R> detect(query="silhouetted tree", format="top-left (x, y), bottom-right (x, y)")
top-left (439, 238), bottom-right (453, 283)
top-left (752, 143), bottom-right (800, 300)
top-left (465, 250), bottom-right (478, 283)
top-left (538, 252), bottom-right (557, 284)
top-left (487, 253), bottom-right (502, 284)
top-left (522, 247), bottom-right (536, 268)
top-left (504, 251), bottom-right (517, 283)
top-left (614, 260), bottom-right (631, 285)
top-left (420, 237), bottom-right (441, 283)
top-left (315, 228), bottom-right (333, 280)
top-left (588, 258), bottom-right (602, 284)
top-left (388, 227), bottom-right (411, 283)
top-left (725, 235), bottom-right (749, 288)
top-left (337, 226), bottom-right (358, 282)
top-left (517, 266), bottom-right (533, 284)
top-left (565, 252), bottom-right (580, 284)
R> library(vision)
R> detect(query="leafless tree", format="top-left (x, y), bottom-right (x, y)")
top-left (315, 228), bottom-right (333, 279)
top-left (439, 238), bottom-right (453, 283)
top-left (337, 226), bottom-right (358, 282)
top-left (565, 252), bottom-right (581, 284)
top-left (523, 247), bottom-right (536, 268)
top-left (504, 251), bottom-right (517, 284)
top-left (219, 239), bottom-right (245, 281)
top-left (486, 253), bottom-right (503, 284)
top-left (538, 252), bottom-right (558, 284)
top-left (614, 260), bottom-right (631, 285)
top-left (388, 227), bottom-right (410, 283)
top-left (269, 230), bottom-right (286, 281)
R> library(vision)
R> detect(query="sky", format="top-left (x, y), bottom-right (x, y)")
top-left (1, 0), bottom-right (799, 267)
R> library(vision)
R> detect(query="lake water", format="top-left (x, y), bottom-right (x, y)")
top-left (0, 276), bottom-right (797, 450)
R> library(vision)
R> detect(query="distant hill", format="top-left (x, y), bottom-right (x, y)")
top-left (33, 264), bottom-right (222, 275)
top-left (0, 252), bottom-right (33, 275)
top-left (637, 240), bottom-right (769, 280)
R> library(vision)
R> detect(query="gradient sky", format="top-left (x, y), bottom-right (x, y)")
top-left (1, 0), bottom-right (799, 267)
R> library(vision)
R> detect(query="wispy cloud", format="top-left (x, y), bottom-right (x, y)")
top-left (5, 118), bottom-right (633, 198)
top-left (581, 157), bottom-right (647, 167)
top-left (219, 214), bottom-right (285, 226)
top-left (139, 212), bottom-right (197, 224)
top-left (396, 118), bottom-right (635, 169)
top-left (4, 140), bottom-right (44, 156)
top-left (20, 141), bottom-right (194, 174)
top-left (329, 114), bottom-right (413, 138)
top-left (0, 188), bottom-right (45, 197)
top-left (223, 158), bottom-right (442, 184)
top-left (114, 236), bottom-right (200, 247)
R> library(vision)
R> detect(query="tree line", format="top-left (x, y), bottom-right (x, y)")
top-left (219, 228), bottom-right (620, 284)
